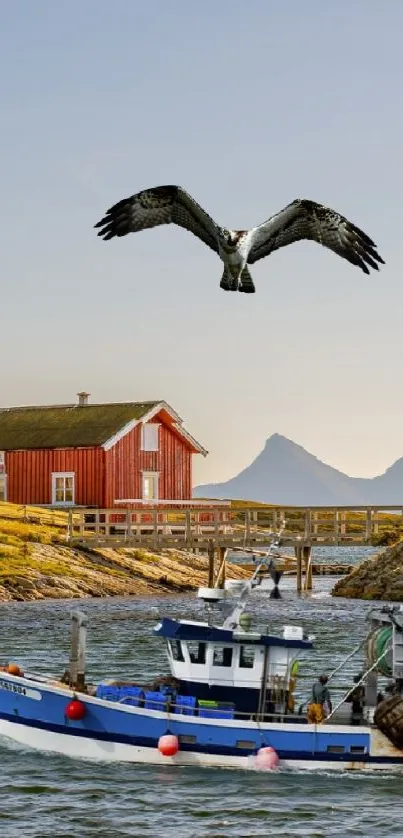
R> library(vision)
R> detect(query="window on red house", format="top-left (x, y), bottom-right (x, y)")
top-left (52, 473), bottom-right (75, 505)
top-left (141, 423), bottom-right (159, 452)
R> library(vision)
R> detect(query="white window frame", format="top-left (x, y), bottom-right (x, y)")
top-left (0, 474), bottom-right (7, 502)
top-left (0, 451), bottom-right (5, 474)
top-left (51, 472), bottom-right (75, 506)
top-left (142, 471), bottom-right (159, 501)
top-left (140, 423), bottom-right (159, 452)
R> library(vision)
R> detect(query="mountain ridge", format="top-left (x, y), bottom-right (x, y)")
top-left (193, 434), bottom-right (403, 505)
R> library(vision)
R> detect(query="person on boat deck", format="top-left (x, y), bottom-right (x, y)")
top-left (307, 675), bottom-right (332, 723)
top-left (347, 673), bottom-right (365, 724)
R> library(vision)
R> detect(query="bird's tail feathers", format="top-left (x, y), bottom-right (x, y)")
top-left (220, 266), bottom-right (255, 293)
top-left (220, 267), bottom-right (237, 291)
top-left (238, 266), bottom-right (255, 293)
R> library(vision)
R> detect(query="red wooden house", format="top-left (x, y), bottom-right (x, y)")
top-left (0, 393), bottom-right (207, 508)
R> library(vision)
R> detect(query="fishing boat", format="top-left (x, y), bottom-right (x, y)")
top-left (1, 534), bottom-right (403, 772)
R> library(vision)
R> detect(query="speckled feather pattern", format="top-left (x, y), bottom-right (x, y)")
top-left (247, 198), bottom-right (385, 275)
top-left (94, 185), bottom-right (219, 254)
top-left (94, 186), bottom-right (385, 290)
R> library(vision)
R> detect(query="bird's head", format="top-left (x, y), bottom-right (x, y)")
top-left (218, 226), bottom-right (233, 242)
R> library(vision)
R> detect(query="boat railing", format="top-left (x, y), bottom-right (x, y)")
top-left (115, 694), bottom-right (307, 723)
top-left (324, 644), bottom-right (392, 724)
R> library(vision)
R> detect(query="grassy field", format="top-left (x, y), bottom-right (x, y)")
top-left (0, 502), bottom-right (69, 559)
top-left (0, 502), bottom-right (249, 601)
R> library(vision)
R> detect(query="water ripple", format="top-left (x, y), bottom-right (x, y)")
top-left (0, 546), bottom-right (400, 837)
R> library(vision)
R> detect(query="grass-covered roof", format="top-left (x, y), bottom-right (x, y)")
top-left (0, 402), bottom-right (159, 450)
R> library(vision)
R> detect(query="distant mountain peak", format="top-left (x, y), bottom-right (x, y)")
top-left (264, 433), bottom-right (306, 450)
top-left (193, 434), bottom-right (403, 505)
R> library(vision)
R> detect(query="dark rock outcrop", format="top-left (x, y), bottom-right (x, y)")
top-left (333, 541), bottom-right (403, 601)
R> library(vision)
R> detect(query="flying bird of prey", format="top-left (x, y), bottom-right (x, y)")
top-left (94, 185), bottom-right (384, 294)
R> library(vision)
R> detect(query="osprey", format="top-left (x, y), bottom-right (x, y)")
top-left (94, 185), bottom-right (384, 294)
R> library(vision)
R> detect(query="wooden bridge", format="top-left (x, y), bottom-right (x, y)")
top-left (68, 503), bottom-right (403, 551)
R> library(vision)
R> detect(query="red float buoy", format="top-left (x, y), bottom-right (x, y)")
top-left (65, 698), bottom-right (86, 721)
top-left (158, 734), bottom-right (179, 757)
top-left (7, 663), bottom-right (23, 677)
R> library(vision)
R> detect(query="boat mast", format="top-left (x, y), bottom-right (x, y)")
top-left (222, 526), bottom-right (285, 630)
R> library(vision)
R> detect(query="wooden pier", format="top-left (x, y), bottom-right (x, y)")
top-left (68, 503), bottom-right (403, 551)
top-left (65, 502), bottom-right (402, 594)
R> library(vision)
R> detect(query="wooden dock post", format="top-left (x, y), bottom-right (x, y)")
top-left (366, 507), bottom-right (373, 542)
top-left (68, 610), bottom-right (87, 691)
top-left (296, 546), bottom-right (302, 593)
top-left (152, 509), bottom-right (158, 551)
top-left (207, 539), bottom-right (215, 588)
top-left (126, 508), bottom-right (132, 543)
top-left (295, 544), bottom-right (312, 592)
top-left (304, 546), bottom-right (313, 591)
top-left (244, 509), bottom-right (251, 548)
top-left (67, 508), bottom-right (73, 545)
top-left (215, 546), bottom-right (227, 589)
top-left (185, 510), bottom-right (193, 550)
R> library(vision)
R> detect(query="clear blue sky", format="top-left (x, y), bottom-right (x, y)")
top-left (1, 1), bottom-right (402, 486)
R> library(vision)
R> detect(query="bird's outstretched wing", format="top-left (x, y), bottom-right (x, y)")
top-left (94, 185), bottom-right (219, 254)
top-left (247, 199), bottom-right (385, 274)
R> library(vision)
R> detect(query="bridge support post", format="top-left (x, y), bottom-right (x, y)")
top-left (215, 546), bottom-right (227, 588)
top-left (304, 546), bottom-right (313, 591)
top-left (295, 545), bottom-right (312, 592)
top-left (207, 539), bottom-right (215, 588)
top-left (295, 546), bottom-right (302, 593)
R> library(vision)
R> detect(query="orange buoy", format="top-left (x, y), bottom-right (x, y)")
top-left (7, 663), bottom-right (23, 677)
top-left (254, 746), bottom-right (279, 771)
top-left (158, 734), bottom-right (179, 757)
top-left (65, 699), bottom-right (86, 721)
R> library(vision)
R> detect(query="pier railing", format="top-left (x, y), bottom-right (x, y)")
top-left (67, 504), bottom-right (403, 550)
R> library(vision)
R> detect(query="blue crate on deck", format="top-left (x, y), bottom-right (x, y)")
top-left (96, 684), bottom-right (121, 702)
top-left (174, 695), bottom-right (197, 715)
top-left (144, 691), bottom-right (169, 711)
top-left (119, 686), bottom-right (145, 706)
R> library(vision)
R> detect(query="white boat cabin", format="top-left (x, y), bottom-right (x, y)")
top-left (153, 617), bottom-right (312, 693)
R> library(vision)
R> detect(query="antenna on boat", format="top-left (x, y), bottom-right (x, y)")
top-left (196, 522), bottom-right (286, 630)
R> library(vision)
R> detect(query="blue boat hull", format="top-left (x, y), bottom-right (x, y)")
top-left (1, 673), bottom-right (402, 771)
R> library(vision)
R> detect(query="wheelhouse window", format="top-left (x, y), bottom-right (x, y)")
top-left (188, 641), bottom-right (206, 664)
top-left (141, 423), bottom-right (159, 452)
top-left (213, 646), bottom-right (233, 667)
top-left (52, 472), bottom-right (75, 505)
top-left (169, 640), bottom-right (184, 662)
top-left (142, 471), bottom-right (159, 501)
top-left (239, 645), bottom-right (255, 669)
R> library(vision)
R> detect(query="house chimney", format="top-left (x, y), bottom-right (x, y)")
top-left (77, 392), bottom-right (90, 406)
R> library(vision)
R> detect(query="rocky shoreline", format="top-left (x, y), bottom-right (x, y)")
top-left (333, 541), bottom-right (403, 601)
top-left (0, 501), bottom-right (249, 602)
top-left (0, 542), bottom-right (250, 602)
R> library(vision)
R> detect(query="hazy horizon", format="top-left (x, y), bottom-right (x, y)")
top-left (2, 1), bottom-right (403, 488)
